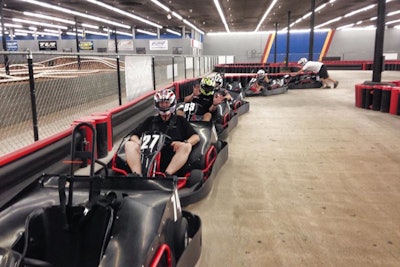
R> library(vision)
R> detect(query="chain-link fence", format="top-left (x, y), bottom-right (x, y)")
top-left (0, 51), bottom-right (217, 156)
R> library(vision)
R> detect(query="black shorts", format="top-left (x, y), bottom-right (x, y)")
top-left (318, 65), bottom-right (329, 79)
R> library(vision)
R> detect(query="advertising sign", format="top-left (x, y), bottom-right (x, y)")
top-left (6, 41), bottom-right (18, 51)
top-left (38, 41), bottom-right (57, 51)
top-left (79, 41), bottom-right (94, 50)
top-left (149, 40), bottom-right (168, 50)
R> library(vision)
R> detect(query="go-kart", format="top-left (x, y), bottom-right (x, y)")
top-left (287, 73), bottom-right (323, 89)
top-left (0, 122), bottom-right (202, 267)
top-left (176, 96), bottom-right (238, 140)
top-left (110, 115), bottom-right (228, 207)
top-left (222, 82), bottom-right (250, 116)
top-left (244, 75), bottom-right (290, 96)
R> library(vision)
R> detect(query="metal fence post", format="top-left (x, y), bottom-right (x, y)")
top-left (172, 56), bottom-right (175, 82)
top-left (27, 51), bottom-right (39, 141)
top-left (184, 56), bottom-right (187, 79)
top-left (116, 55), bottom-right (122, 105)
top-left (152, 56), bottom-right (156, 90)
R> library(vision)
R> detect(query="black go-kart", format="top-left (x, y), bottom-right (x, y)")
top-left (223, 82), bottom-right (250, 116)
top-left (287, 73), bottom-right (323, 89)
top-left (0, 122), bottom-right (202, 267)
top-left (110, 114), bottom-right (228, 207)
top-left (244, 75), bottom-right (290, 97)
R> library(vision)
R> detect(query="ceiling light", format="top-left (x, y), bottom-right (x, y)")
top-left (23, 11), bottom-right (75, 24)
top-left (4, 23), bottom-right (23, 28)
top-left (172, 12), bottom-right (183, 20)
top-left (136, 29), bottom-right (157, 36)
top-left (166, 28), bottom-right (181, 36)
top-left (183, 19), bottom-right (205, 35)
top-left (115, 31), bottom-right (133, 37)
top-left (86, 0), bottom-right (162, 29)
top-left (344, 4), bottom-right (375, 18)
top-left (81, 23), bottom-right (99, 29)
top-left (12, 18), bottom-right (68, 29)
top-left (386, 19), bottom-right (400, 25)
top-left (388, 10), bottom-right (400, 17)
top-left (21, 0), bottom-right (130, 29)
top-left (150, 0), bottom-right (170, 12)
top-left (315, 17), bottom-right (342, 29)
top-left (255, 0), bottom-right (278, 32)
top-left (167, 13), bottom-right (172, 20)
top-left (213, 0), bottom-right (230, 32)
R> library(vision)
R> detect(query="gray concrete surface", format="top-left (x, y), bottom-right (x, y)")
top-left (189, 70), bottom-right (400, 267)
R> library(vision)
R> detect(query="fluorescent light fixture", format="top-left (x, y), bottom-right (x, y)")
top-left (4, 23), bottom-right (23, 28)
top-left (315, 17), bottom-right (342, 29)
top-left (213, 0), bottom-right (230, 32)
top-left (44, 28), bottom-right (59, 33)
top-left (183, 19), bottom-right (205, 35)
top-left (344, 4), bottom-right (375, 18)
top-left (21, 0), bottom-right (130, 29)
top-left (386, 19), bottom-right (400, 25)
top-left (166, 28), bottom-right (181, 36)
top-left (12, 18), bottom-right (68, 29)
top-left (315, 3), bottom-right (326, 12)
top-left (84, 30), bottom-right (108, 36)
top-left (81, 23), bottom-right (99, 29)
top-left (29, 26), bottom-right (37, 31)
top-left (137, 29), bottom-right (157, 36)
top-left (150, 0), bottom-right (170, 12)
top-left (172, 12), bottom-right (183, 20)
top-left (388, 10), bottom-right (400, 17)
top-left (23, 11), bottom-right (75, 24)
top-left (115, 30), bottom-right (133, 37)
top-left (15, 28), bottom-right (60, 36)
top-left (86, 0), bottom-right (162, 29)
top-left (255, 0), bottom-right (278, 32)
top-left (337, 23), bottom-right (354, 30)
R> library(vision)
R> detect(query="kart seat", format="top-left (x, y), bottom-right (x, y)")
top-left (188, 121), bottom-right (217, 171)
top-left (22, 201), bottom-right (114, 267)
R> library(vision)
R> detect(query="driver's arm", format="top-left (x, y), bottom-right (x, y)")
top-left (185, 133), bottom-right (200, 147)
top-left (184, 93), bottom-right (194, 102)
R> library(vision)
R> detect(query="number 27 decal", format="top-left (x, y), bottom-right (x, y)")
top-left (141, 134), bottom-right (161, 151)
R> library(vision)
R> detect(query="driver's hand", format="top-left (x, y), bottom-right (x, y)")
top-left (193, 85), bottom-right (200, 96)
top-left (171, 141), bottom-right (190, 152)
top-left (213, 94), bottom-right (224, 105)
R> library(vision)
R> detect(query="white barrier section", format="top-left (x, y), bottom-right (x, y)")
top-left (125, 56), bottom-right (153, 101)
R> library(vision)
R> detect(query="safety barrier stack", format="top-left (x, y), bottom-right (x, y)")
top-left (355, 81), bottom-right (400, 115)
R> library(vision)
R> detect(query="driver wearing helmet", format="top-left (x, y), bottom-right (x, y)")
top-left (177, 76), bottom-right (227, 121)
top-left (295, 58), bottom-right (339, 89)
top-left (214, 73), bottom-right (233, 102)
top-left (250, 69), bottom-right (271, 94)
top-left (125, 88), bottom-right (200, 176)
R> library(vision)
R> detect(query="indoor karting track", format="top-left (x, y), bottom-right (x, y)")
top-left (189, 70), bottom-right (400, 267)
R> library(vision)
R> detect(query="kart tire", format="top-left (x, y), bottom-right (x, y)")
top-left (174, 217), bottom-right (189, 258)
top-left (186, 169), bottom-right (204, 188)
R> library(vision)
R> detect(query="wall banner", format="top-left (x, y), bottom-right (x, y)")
top-left (38, 41), bottom-right (57, 51)
top-left (149, 40), bottom-right (168, 50)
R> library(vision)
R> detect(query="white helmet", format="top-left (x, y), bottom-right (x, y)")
top-left (154, 88), bottom-right (176, 115)
top-left (298, 58), bottom-right (308, 66)
top-left (214, 73), bottom-right (223, 88)
top-left (257, 69), bottom-right (265, 79)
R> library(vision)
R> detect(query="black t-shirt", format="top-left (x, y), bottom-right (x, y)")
top-left (192, 94), bottom-right (214, 115)
top-left (130, 114), bottom-right (197, 172)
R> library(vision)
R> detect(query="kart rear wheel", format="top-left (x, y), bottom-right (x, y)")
top-left (174, 217), bottom-right (189, 258)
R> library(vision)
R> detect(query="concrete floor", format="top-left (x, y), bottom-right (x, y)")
top-left (188, 70), bottom-right (400, 267)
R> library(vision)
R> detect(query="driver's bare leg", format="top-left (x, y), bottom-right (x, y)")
top-left (202, 112), bottom-right (212, 121)
top-left (165, 142), bottom-right (192, 175)
top-left (125, 141), bottom-right (142, 175)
